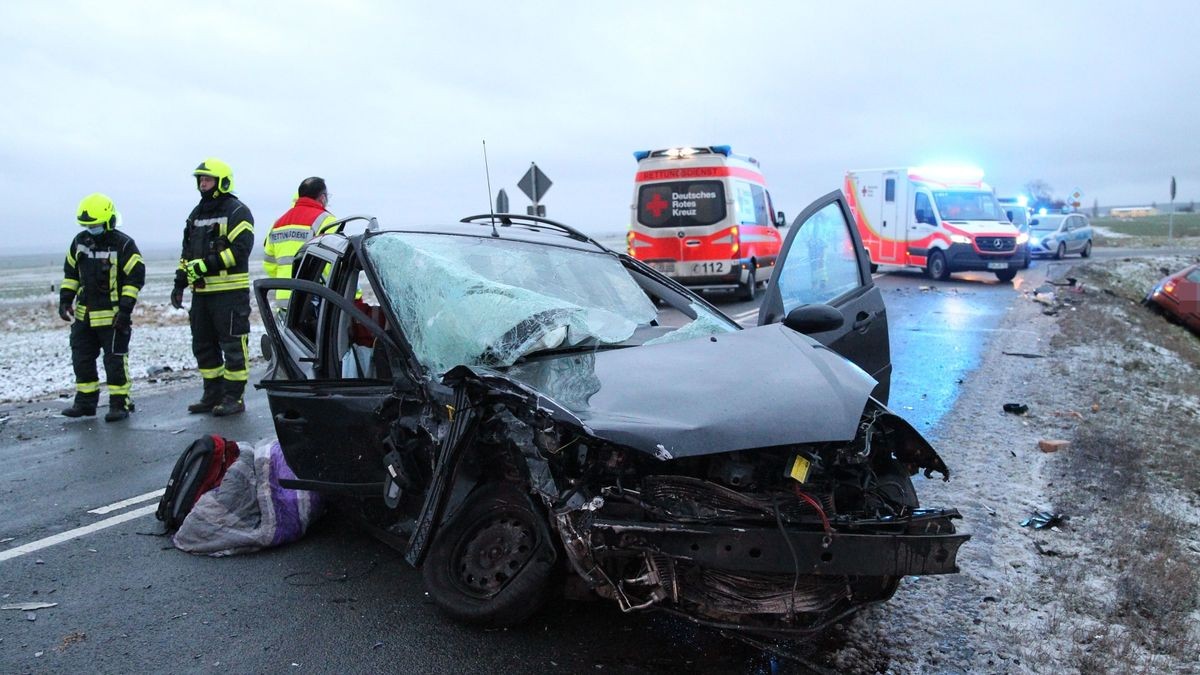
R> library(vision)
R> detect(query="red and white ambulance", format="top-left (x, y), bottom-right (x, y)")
top-left (845, 167), bottom-right (1025, 282)
top-left (627, 146), bottom-right (786, 300)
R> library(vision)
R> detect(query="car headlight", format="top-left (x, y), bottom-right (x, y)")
top-left (1016, 232), bottom-right (1029, 245)
top-left (1029, 236), bottom-right (1041, 246)
top-left (950, 234), bottom-right (972, 245)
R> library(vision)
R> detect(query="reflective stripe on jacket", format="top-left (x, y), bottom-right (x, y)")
top-left (179, 194), bottom-right (255, 294)
top-left (262, 197), bottom-right (336, 302)
top-left (61, 230), bottom-right (145, 328)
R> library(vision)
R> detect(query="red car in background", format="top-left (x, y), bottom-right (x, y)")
top-left (1145, 263), bottom-right (1200, 333)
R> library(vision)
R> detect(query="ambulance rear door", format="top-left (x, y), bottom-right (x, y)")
top-left (635, 178), bottom-right (727, 275)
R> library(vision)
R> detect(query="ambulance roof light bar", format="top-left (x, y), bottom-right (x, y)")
top-left (909, 165), bottom-right (985, 184)
top-left (634, 145), bottom-right (734, 161)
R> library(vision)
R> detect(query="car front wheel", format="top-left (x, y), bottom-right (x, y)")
top-left (925, 250), bottom-right (950, 281)
top-left (422, 482), bottom-right (556, 627)
top-left (1081, 240), bottom-right (1092, 258)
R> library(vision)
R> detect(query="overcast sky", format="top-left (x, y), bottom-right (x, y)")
top-left (2, 0), bottom-right (1197, 254)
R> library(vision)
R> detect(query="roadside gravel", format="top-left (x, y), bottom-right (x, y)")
top-left (830, 254), bottom-right (1200, 674)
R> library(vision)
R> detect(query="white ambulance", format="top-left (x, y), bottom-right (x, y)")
top-left (844, 167), bottom-right (1025, 282)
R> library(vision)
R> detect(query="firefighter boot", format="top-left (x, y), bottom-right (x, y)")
top-left (62, 391), bottom-right (99, 418)
top-left (212, 381), bottom-right (245, 417)
top-left (104, 395), bottom-right (133, 423)
top-left (187, 379), bottom-right (224, 414)
top-left (212, 396), bottom-right (245, 417)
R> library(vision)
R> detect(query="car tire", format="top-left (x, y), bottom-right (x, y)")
top-left (1055, 242), bottom-right (1066, 260)
top-left (995, 268), bottom-right (1017, 283)
top-left (925, 250), bottom-right (950, 281)
top-left (870, 262), bottom-right (879, 274)
top-left (1081, 240), bottom-right (1092, 258)
top-left (422, 482), bottom-right (556, 627)
top-left (738, 266), bottom-right (758, 302)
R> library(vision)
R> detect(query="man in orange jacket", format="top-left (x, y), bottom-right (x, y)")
top-left (262, 177), bottom-right (337, 307)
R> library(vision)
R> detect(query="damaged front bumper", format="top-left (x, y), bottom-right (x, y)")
top-left (585, 510), bottom-right (967, 577)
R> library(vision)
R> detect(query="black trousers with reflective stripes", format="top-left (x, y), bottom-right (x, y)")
top-left (70, 321), bottom-right (130, 402)
top-left (189, 290), bottom-right (251, 401)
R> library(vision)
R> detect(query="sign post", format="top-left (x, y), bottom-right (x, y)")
top-left (1169, 176), bottom-right (1177, 241)
top-left (518, 163), bottom-right (552, 217)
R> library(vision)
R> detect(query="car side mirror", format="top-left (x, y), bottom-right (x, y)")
top-left (775, 211), bottom-right (787, 228)
top-left (783, 304), bottom-right (844, 335)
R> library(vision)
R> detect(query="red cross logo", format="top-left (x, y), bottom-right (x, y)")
top-left (645, 192), bottom-right (669, 218)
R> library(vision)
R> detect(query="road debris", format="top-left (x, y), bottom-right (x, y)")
top-left (1002, 351), bottom-right (1046, 359)
top-left (1021, 511), bottom-right (1068, 530)
top-left (1002, 403), bottom-right (1029, 415)
top-left (1038, 439), bottom-right (1070, 453)
top-left (2, 601), bottom-right (59, 611)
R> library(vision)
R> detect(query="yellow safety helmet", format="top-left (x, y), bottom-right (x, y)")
top-left (193, 158), bottom-right (235, 194)
top-left (76, 193), bottom-right (117, 229)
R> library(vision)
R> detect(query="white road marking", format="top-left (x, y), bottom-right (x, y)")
top-left (0, 504), bottom-right (158, 562)
top-left (88, 489), bottom-right (164, 515)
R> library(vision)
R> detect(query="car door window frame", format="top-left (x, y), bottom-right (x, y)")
top-left (758, 190), bottom-right (873, 326)
top-left (256, 277), bottom-right (407, 383)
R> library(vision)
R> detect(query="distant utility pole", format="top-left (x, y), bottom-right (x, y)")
top-left (1168, 176), bottom-right (1177, 240)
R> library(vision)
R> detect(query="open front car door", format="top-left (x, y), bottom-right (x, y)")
top-left (757, 190), bottom-right (892, 402)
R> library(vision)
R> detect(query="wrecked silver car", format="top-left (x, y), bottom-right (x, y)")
top-left (254, 191), bottom-right (967, 637)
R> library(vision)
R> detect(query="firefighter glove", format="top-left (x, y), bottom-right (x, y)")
top-left (57, 298), bottom-right (74, 322)
top-left (170, 286), bottom-right (185, 310)
top-left (185, 259), bottom-right (207, 285)
top-left (114, 310), bottom-right (132, 334)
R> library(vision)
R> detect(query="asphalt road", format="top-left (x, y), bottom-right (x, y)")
top-left (0, 262), bottom-right (1035, 673)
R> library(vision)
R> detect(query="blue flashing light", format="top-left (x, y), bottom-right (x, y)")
top-left (711, 145), bottom-right (732, 156)
top-left (633, 150), bottom-right (651, 161)
top-left (1016, 195), bottom-right (1029, 207)
top-left (1038, 207), bottom-right (1048, 215)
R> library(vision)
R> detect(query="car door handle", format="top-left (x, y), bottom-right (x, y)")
top-left (853, 311), bottom-right (876, 331)
top-left (274, 412), bottom-right (308, 427)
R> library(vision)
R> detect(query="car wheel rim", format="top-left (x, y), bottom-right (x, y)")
top-left (453, 513), bottom-right (536, 599)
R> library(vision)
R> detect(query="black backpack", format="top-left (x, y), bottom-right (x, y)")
top-left (156, 435), bottom-right (241, 531)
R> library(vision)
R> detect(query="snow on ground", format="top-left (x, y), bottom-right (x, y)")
top-left (0, 253), bottom-right (265, 403)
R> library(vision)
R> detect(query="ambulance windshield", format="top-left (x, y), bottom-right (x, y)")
top-left (932, 190), bottom-right (1006, 221)
top-left (364, 232), bottom-right (735, 375)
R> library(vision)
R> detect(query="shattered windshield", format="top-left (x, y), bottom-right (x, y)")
top-left (365, 232), bottom-right (734, 375)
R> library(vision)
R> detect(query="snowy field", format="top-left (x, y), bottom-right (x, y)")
top-left (0, 253), bottom-right (264, 404)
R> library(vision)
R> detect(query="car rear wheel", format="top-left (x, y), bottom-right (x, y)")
top-left (1081, 240), bottom-right (1092, 258)
top-left (738, 266), bottom-right (758, 301)
top-left (422, 482), bottom-right (556, 627)
top-left (995, 268), bottom-right (1017, 283)
top-left (925, 250), bottom-right (950, 281)
top-left (1055, 242), bottom-right (1066, 260)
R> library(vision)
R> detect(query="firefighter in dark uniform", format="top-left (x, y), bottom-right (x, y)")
top-left (59, 193), bottom-right (145, 422)
top-left (170, 158), bottom-right (255, 416)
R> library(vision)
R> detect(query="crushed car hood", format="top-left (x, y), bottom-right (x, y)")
top-left (461, 324), bottom-right (878, 459)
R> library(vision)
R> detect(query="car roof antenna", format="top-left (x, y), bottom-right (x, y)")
top-left (482, 139), bottom-right (499, 238)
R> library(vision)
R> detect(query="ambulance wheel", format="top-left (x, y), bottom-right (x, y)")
top-left (995, 269), bottom-right (1017, 283)
top-left (1055, 242), bottom-right (1066, 260)
top-left (925, 250), bottom-right (950, 281)
top-left (739, 267), bottom-right (758, 301)
top-left (870, 262), bottom-right (879, 274)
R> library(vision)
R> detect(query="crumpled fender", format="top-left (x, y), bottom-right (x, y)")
top-left (867, 398), bottom-right (951, 481)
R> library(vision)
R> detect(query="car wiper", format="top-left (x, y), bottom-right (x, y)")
top-left (514, 343), bottom-right (632, 363)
